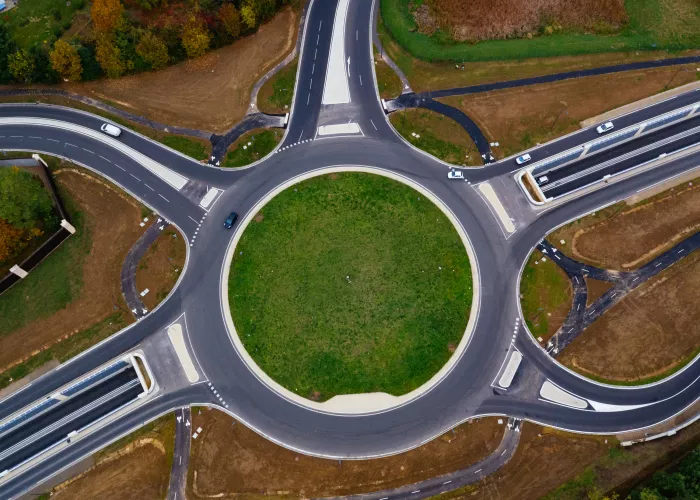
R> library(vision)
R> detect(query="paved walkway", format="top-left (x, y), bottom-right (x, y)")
top-left (166, 407), bottom-right (191, 500)
top-left (371, 0), bottom-right (411, 94)
top-left (540, 233), bottom-right (700, 353)
top-left (321, 420), bottom-right (521, 500)
top-left (120, 219), bottom-right (170, 320)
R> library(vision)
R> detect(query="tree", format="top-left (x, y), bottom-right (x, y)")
top-left (218, 3), bottom-right (242, 38)
top-left (91, 0), bottom-right (124, 33)
top-left (50, 40), bottom-right (83, 81)
top-left (0, 167), bottom-right (55, 229)
top-left (0, 219), bottom-right (24, 262)
top-left (7, 50), bottom-right (36, 83)
top-left (180, 16), bottom-right (210, 59)
top-left (0, 23), bottom-right (16, 84)
top-left (95, 34), bottom-right (126, 78)
top-left (136, 31), bottom-right (169, 70)
top-left (241, 3), bottom-right (257, 29)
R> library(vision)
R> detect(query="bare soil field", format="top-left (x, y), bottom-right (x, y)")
top-left (440, 64), bottom-right (699, 159)
top-left (188, 409), bottom-right (504, 497)
top-left (571, 181), bottom-right (700, 270)
top-left (51, 415), bottom-right (175, 500)
top-left (63, 8), bottom-right (297, 133)
top-left (425, 0), bottom-right (626, 41)
top-left (135, 228), bottom-right (186, 310)
top-left (0, 169), bottom-right (144, 370)
top-left (586, 278), bottom-right (615, 306)
top-left (560, 250), bottom-right (700, 382)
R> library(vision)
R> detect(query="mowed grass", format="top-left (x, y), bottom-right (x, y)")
top-left (258, 60), bottom-right (298, 114)
top-left (0, 190), bottom-right (90, 338)
top-left (228, 173), bottom-right (473, 400)
top-left (223, 129), bottom-right (282, 168)
top-left (380, 0), bottom-right (700, 62)
top-left (390, 108), bottom-right (482, 165)
top-left (520, 251), bottom-right (572, 338)
top-left (159, 136), bottom-right (210, 161)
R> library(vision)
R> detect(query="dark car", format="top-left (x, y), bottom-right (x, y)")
top-left (224, 211), bottom-right (238, 229)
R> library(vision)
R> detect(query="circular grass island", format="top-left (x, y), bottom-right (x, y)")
top-left (228, 173), bottom-right (473, 402)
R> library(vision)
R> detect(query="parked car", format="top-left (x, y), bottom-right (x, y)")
top-left (100, 123), bottom-right (122, 137)
top-left (224, 211), bottom-right (238, 229)
top-left (596, 121), bottom-right (614, 134)
top-left (515, 153), bottom-right (531, 165)
top-left (537, 175), bottom-right (550, 186)
top-left (447, 169), bottom-right (464, 180)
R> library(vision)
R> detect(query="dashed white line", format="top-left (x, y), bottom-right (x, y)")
top-left (655, 262), bottom-right (662, 267)
top-left (307, 93), bottom-right (311, 105)
top-left (158, 194), bottom-right (170, 202)
top-left (65, 143), bottom-right (76, 148)
top-left (359, 74), bottom-right (363, 86)
top-left (317, 34), bottom-right (320, 45)
top-left (443, 480), bottom-right (452, 485)
top-left (130, 173), bottom-right (141, 181)
top-left (370, 119), bottom-right (377, 130)
top-left (29, 136), bottom-right (41, 139)
top-left (144, 183), bottom-right (155, 191)
top-left (411, 491), bottom-right (420, 494)
top-left (82, 148), bottom-right (94, 154)
top-left (47, 138), bottom-right (59, 143)
top-left (356, 30), bottom-right (358, 41)
top-left (314, 48), bottom-right (317, 59)
top-left (501, 449), bottom-right (507, 456)
top-left (475, 468), bottom-right (482, 473)
top-left (678, 249), bottom-right (685, 254)
top-left (633, 276), bottom-right (640, 282)
top-left (114, 164), bottom-right (125, 171)
top-left (99, 155), bottom-right (111, 162)
top-left (319, 20), bottom-right (322, 30)
top-left (312, 63), bottom-right (315, 74)
top-left (309, 79), bottom-right (313, 89)
top-left (10, 135), bottom-right (22, 138)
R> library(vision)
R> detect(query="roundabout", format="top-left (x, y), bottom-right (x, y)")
top-left (220, 166), bottom-right (480, 414)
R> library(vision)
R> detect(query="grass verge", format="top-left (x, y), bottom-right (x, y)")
top-left (374, 48), bottom-right (404, 99)
top-left (158, 136), bottom-right (210, 161)
top-left (257, 59), bottom-right (298, 114)
top-left (229, 173), bottom-right (472, 400)
top-left (380, 0), bottom-right (700, 63)
top-left (389, 108), bottom-right (482, 165)
top-left (223, 129), bottom-right (282, 168)
top-left (0, 312), bottom-right (129, 390)
top-left (520, 250), bottom-right (572, 340)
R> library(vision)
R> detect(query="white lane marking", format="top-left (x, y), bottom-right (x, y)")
top-left (312, 63), bottom-right (315, 74)
top-left (158, 194), bottom-right (170, 202)
top-left (307, 93), bottom-right (311, 105)
top-left (10, 135), bottom-right (22, 138)
top-left (633, 276), bottom-right (640, 281)
top-left (99, 155), bottom-right (111, 162)
top-left (144, 183), bottom-right (155, 191)
top-left (443, 480), bottom-right (452, 485)
top-left (309, 79), bottom-right (313, 89)
top-left (411, 491), bottom-right (420, 494)
top-left (65, 143), bottom-right (76, 147)
top-left (370, 119), bottom-right (377, 130)
top-left (188, 216), bottom-right (198, 223)
top-left (114, 164), bottom-right (125, 171)
top-left (501, 449), bottom-right (507, 456)
top-left (356, 30), bottom-right (358, 40)
top-left (82, 148), bottom-right (94, 154)
top-left (47, 138), bottom-right (59, 143)
top-left (317, 34), bottom-right (319, 45)
top-left (29, 136), bottom-right (41, 139)
top-left (655, 262), bottom-right (663, 267)
top-left (359, 74), bottom-right (363, 86)
top-left (319, 20), bottom-right (322, 30)
top-left (130, 173), bottom-right (141, 181)
top-left (314, 48), bottom-right (317, 59)
top-left (678, 249), bottom-right (685, 254)
top-left (475, 469), bottom-right (482, 473)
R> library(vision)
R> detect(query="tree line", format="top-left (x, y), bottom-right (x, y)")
top-left (0, 0), bottom-right (293, 84)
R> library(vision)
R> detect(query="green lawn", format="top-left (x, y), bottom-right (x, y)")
top-left (228, 173), bottom-right (473, 401)
top-left (390, 108), bottom-right (482, 165)
top-left (3, 0), bottom-right (86, 49)
top-left (159, 136), bottom-right (210, 161)
top-left (223, 129), bottom-right (281, 168)
top-left (381, 0), bottom-right (700, 62)
top-left (258, 60), bottom-right (298, 114)
top-left (520, 251), bottom-right (572, 338)
top-left (0, 188), bottom-right (90, 338)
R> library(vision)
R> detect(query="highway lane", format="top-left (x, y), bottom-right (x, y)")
top-left (3, 0), bottom-right (700, 494)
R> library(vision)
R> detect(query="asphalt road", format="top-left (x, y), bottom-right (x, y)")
top-left (2, 0), bottom-right (700, 496)
top-left (166, 407), bottom-right (191, 500)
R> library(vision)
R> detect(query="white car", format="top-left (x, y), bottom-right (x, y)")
top-left (447, 169), bottom-right (464, 180)
top-left (596, 121), bottom-right (614, 134)
top-left (515, 153), bottom-right (531, 165)
top-left (100, 123), bottom-right (122, 137)
top-left (537, 175), bottom-right (549, 185)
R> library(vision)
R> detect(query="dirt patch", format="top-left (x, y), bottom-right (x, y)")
top-left (188, 409), bottom-right (504, 497)
top-left (52, 441), bottom-right (168, 500)
top-left (253, 213), bottom-right (264, 223)
top-left (427, 0), bottom-right (626, 41)
top-left (572, 181), bottom-right (700, 270)
top-left (0, 170), bottom-right (144, 370)
top-left (559, 250), bottom-right (700, 381)
top-left (63, 8), bottom-right (297, 133)
top-left (439, 64), bottom-right (699, 159)
top-left (586, 278), bottom-right (615, 306)
top-left (135, 227), bottom-right (186, 310)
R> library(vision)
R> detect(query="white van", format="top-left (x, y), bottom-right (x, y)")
top-left (515, 153), bottom-right (531, 165)
top-left (100, 123), bottom-right (122, 137)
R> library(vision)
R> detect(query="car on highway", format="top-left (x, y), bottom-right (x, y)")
top-left (537, 175), bottom-right (549, 186)
top-left (515, 153), bottom-right (531, 165)
top-left (448, 169), bottom-right (464, 180)
top-left (224, 211), bottom-right (238, 229)
top-left (100, 123), bottom-right (122, 137)
top-left (596, 121), bottom-right (614, 134)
